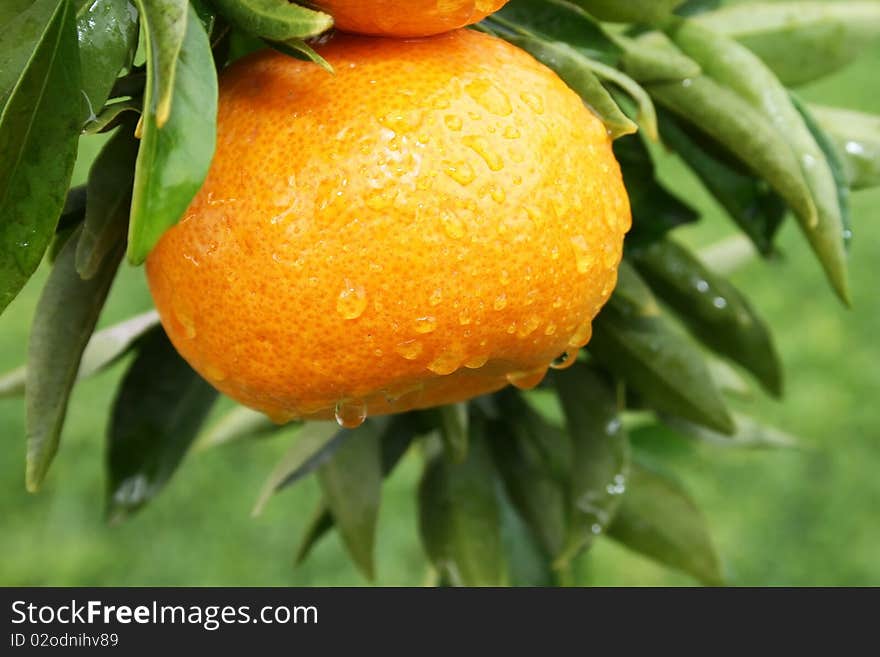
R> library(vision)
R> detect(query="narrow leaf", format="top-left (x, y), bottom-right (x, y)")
top-left (77, 123), bottom-right (139, 278)
top-left (210, 0), bottom-right (332, 41)
top-left (107, 329), bottom-right (217, 521)
top-left (570, 0), bottom-right (684, 25)
top-left (264, 37), bottom-right (332, 72)
top-left (81, 98), bottom-right (141, 135)
top-left (554, 364), bottom-right (630, 566)
top-left (809, 105), bottom-right (880, 191)
top-left (195, 405), bottom-right (284, 451)
top-left (618, 32), bottom-right (701, 83)
top-left (695, 1), bottom-right (880, 87)
top-left (318, 421), bottom-right (383, 580)
top-left (76, 0), bottom-right (139, 127)
top-left (631, 238), bottom-right (782, 396)
top-left (607, 461), bottom-right (724, 585)
top-left (252, 421), bottom-right (344, 515)
top-left (418, 413), bottom-right (505, 586)
top-left (25, 226), bottom-right (123, 490)
top-left (669, 19), bottom-right (850, 303)
top-left (662, 413), bottom-right (798, 449)
top-left (0, 0), bottom-right (81, 314)
top-left (127, 1), bottom-right (217, 263)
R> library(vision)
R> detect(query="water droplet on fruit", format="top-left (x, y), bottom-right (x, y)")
top-left (465, 79), bottom-right (512, 116)
top-left (413, 316), bottom-right (437, 333)
top-left (172, 297), bottom-right (197, 339)
top-left (568, 321), bottom-right (592, 348)
top-left (336, 281), bottom-right (367, 319)
top-left (204, 363), bottom-right (227, 381)
top-left (441, 211), bottom-right (465, 239)
top-left (499, 270), bottom-right (510, 285)
top-left (503, 125), bottom-right (521, 139)
top-left (395, 339), bottom-right (423, 360)
top-left (462, 135), bottom-right (504, 171)
top-left (490, 187), bottom-right (506, 203)
top-left (506, 366), bottom-right (547, 390)
top-left (550, 349), bottom-right (579, 370)
top-left (335, 399), bottom-right (367, 429)
top-left (544, 322), bottom-right (557, 336)
top-left (493, 294), bottom-right (507, 311)
top-left (427, 350), bottom-right (463, 375)
top-left (517, 316), bottom-right (541, 338)
top-left (464, 354), bottom-right (489, 369)
top-left (445, 162), bottom-right (475, 185)
top-left (570, 234), bottom-right (594, 274)
top-left (519, 92), bottom-right (545, 114)
top-left (444, 114), bottom-right (463, 131)
top-left (429, 289), bottom-right (443, 306)
top-left (458, 309), bottom-right (472, 325)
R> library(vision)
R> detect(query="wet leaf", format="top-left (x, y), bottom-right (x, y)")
top-left (590, 279), bottom-right (734, 434)
top-left (106, 329), bottom-right (218, 521)
top-left (607, 461), bottom-right (723, 585)
top-left (657, 109), bottom-right (785, 255)
top-left (25, 226), bottom-right (123, 491)
top-left (76, 0), bottom-right (139, 127)
top-left (631, 238), bottom-right (782, 396)
top-left (810, 105), bottom-right (880, 191)
top-left (195, 405), bottom-right (284, 451)
top-left (695, 1), bottom-right (880, 87)
top-left (662, 413), bottom-right (798, 449)
top-left (668, 19), bottom-right (849, 303)
top-left (0, 0), bottom-right (81, 314)
top-left (488, 390), bottom-right (569, 559)
top-left (77, 122), bottom-right (139, 278)
top-left (252, 421), bottom-right (345, 515)
top-left (571, 0), bottom-right (684, 25)
top-left (127, 0), bottom-right (217, 263)
top-left (501, 34), bottom-right (636, 139)
top-left (318, 421), bottom-right (383, 580)
top-left (554, 364), bottom-right (630, 566)
top-left (210, 0), bottom-right (332, 41)
top-left (418, 412), bottom-right (505, 586)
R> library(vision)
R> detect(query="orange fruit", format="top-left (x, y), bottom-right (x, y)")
top-left (145, 29), bottom-right (631, 427)
top-left (313, 0), bottom-right (509, 37)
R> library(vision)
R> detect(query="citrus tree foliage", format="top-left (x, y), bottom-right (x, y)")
top-left (2, 0), bottom-right (879, 585)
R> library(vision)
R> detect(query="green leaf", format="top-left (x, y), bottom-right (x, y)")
top-left (127, 0), bottom-right (217, 263)
top-left (106, 329), bottom-right (217, 521)
top-left (0, 0), bottom-right (81, 314)
top-left (317, 421), bottom-right (383, 580)
top-left (668, 19), bottom-right (850, 303)
top-left (612, 260), bottom-right (662, 318)
top-left (593, 61), bottom-right (658, 141)
top-left (418, 412), bottom-right (505, 586)
top-left (553, 364), bottom-right (630, 566)
top-left (77, 123), bottom-right (138, 278)
top-left (695, 1), bottom-right (880, 87)
top-left (662, 413), bottom-right (798, 449)
top-left (25, 225), bottom-right (123, 491)
top-left (631, 238), bottom-right (782, 396)
top-left (607, 461), bottom-right (723, 585)
top-left (499, 489), bottom-right (556, 586)
top-left (501, 34), bottom-right (637, 139)
top-left (264, 37), bottom-right (332, 72)
top-left (252, 421), bottom-right (344, 515)
top-left (295, 413), bottom-right (419, 565)
top-left (488, 389), bottom-right (569, 559)
top-left (195, 405), bottom-right (284, 451)
top-left (657, 109), bottom-right (785, 255)
top-left (435, 403), bottom-right (468, 463)
top-left (493, 0), bottom-right (621, 65)
top-left (613, 132), bottom-right (698, 246)
top-left (810, 105), bottom-right (880, 191)
top-left (80, 98), bottom-right (141, 135)
top-left (571, 0), bottom-right (683, 24)
top-left (618, 32), bottom-right (701, 83)
top-left (210, 0), bottom-right (332, 41)
top-left (76, 0), bottom-right (139, 127)
top-left (591, 272), bottom-right (734, 434)
top-left (793, 96), bottom-right (852, 251)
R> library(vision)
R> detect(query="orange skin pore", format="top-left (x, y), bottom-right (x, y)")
top-left (145, 30), bottom-right (631, 425)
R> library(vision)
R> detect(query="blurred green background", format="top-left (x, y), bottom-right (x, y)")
top-left (1, 34), bottom-right (878, 587)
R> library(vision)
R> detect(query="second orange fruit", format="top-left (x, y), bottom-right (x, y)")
top-left (313, 0), bottom-right (510, 37)
top-left (145, 29), bottom-right (631, 426)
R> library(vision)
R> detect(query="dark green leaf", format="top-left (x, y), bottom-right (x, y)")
top-left (500, 489), bottom-right (556, 586)
top-left (77, 123), bottom-right (138, 278)
top-left (0, 0), bottom-right (81, 314)
top-left (435, 403), bottom-right (468, 463)
top-left (76, 0), bottom-right (139, 127)
top-left (570, 0), bottom-right (684, 25)
top-left (810, 104), bottom-right (880, 191)
top-left (590, 277), bottom-right (734, 434)
top-left (631, 238), bottom-right (782, 396)
top-left (554, 364), bottom-right (629, 566)
top-left (318, 420), bottom-right (383, 580)
top-left (252, 421), bottom-right (345, 515)
top-left (612, 260), bottom-right (661, 318)
top-left (127, 1), bottom-right (217, 263)
top-left (263, 37), bottom-right (331, 72)
top-left (25, 225), bottom-right (123, 491)
top-left (675, 0), bottom-right (721, 17)
top-left (501, 34), bottom-right (637, 139)
top-left (107, 328), bottom-right (218, 521)
top-left (607, 461), bottom-right (723, 585)
top-left (695, 1), bottom-right (880, 87)
top-left (668, 19), bottom-right (849, 303)
top-left (661, 413), bottom-right (798, 449)
top-left (488, 390), bottom-right (569, 559)
top-left (418, 412), bottom-right (505, 586)
top-left (196, 405), bottom-right (284, 451)
top-left (493, 0), bottom-right (621, 65)
top-left (657, 109), bottom-right (785, 255)
top-left (210, 0), bottom-right (331, 41)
